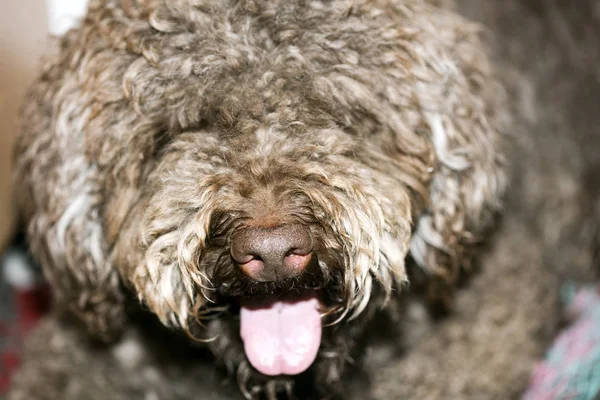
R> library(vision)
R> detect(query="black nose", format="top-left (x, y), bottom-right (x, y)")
top-left (230, 224), bottom-right (314, 282)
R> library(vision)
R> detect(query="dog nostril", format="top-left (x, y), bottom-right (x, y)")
top-left (239, 258), bottom-right (266, 279)
top-left (230, 224), bottom-right (313, 282)
top-left (283, 253), bottom-right (312, 272)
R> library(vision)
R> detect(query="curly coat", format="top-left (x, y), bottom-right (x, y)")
top-left (11, 0), bottom-right (599, 398)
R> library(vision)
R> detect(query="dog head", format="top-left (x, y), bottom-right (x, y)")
top-left (16, 0), bottom-right (506, 395)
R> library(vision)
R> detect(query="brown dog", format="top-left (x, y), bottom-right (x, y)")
top-left (9, 0), bottom-right (600, 399)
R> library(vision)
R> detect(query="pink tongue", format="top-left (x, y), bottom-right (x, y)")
top-left (240, 291), bottom-right (322, 376)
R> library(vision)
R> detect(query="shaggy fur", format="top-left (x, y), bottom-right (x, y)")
top-left (371, 1), bottom-right (600, 398)
top-left (8, 0), bottom-right (600, 399)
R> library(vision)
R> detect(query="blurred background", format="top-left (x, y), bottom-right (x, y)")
top-left (0, 1), bottom-right (48, 251)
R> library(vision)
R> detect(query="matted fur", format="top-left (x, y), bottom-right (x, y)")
top-left (17, 0), bottom-right (597, 398)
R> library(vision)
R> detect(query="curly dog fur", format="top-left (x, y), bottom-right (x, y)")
top-left (8, 0), bottom-right (600, 399)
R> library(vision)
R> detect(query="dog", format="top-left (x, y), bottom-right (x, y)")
top-left (8, 0), bottom-right (600, 399)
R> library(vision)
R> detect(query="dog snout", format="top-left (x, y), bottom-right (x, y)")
top-left (230, 224), bottom-right (314, 282)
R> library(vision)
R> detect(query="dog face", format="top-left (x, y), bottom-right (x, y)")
top-left (116, 122), bottom-right (421, 378)
top-left (15, 0), bottom-right (506, 395)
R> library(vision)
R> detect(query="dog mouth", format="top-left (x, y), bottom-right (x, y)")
top-left (239, 290), bottom-right (322, 376)
top-left (206, 226), bottom-right (342, 377)
top-left (211, 262), bottom-right (336, 377)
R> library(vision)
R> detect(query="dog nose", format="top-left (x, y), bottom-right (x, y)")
top-left (231, 224), bottom-right (314, 282)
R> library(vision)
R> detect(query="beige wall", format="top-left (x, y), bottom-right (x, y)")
top-left (0, 1), bottom-right (49, 249)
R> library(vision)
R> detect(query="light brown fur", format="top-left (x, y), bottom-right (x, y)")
top-left (9, 0), bottom-right (600, 399)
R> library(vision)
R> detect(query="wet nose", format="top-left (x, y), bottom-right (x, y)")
top-left (230, 224), bottom-right (314, 282)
